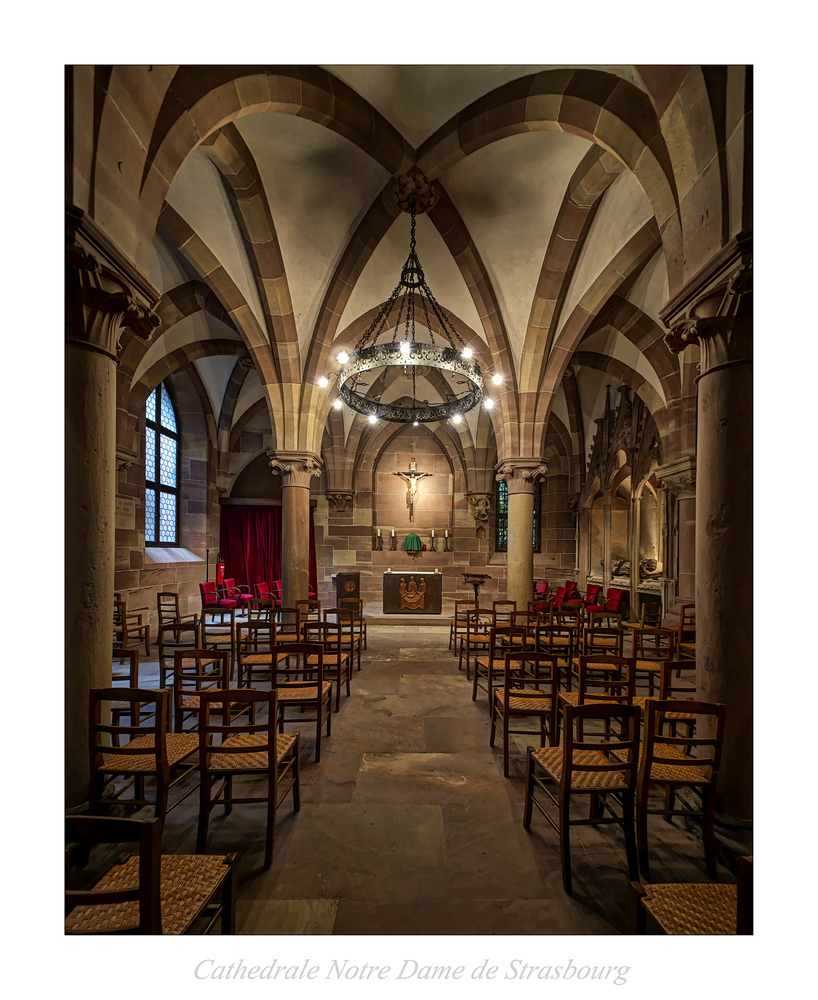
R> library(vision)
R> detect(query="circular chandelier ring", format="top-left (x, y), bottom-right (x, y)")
top-left (337, 342), bottom-right (483, 424)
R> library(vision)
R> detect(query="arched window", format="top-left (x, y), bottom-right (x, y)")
top-left (495, 479), bottom-right (541, 553)
top-left (145, 381), bottom-right (180, 545)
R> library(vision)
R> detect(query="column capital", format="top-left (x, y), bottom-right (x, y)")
top-left (660, 231), bottom-right (752, 375)
top-left (267, 450), bottom-right (323, 488)
top-left (66, 207), bottom-right (161, 360)
top-left (656, 456), bottom-right (697, 499)
top-left (467, 493), bottom-right (492, 522)
top-left (495, 458), bottom-right (549, 495)
top-left (326, 490), bottom-right (354, 512)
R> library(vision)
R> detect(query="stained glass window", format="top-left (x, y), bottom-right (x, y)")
top-left (145, 380), bottom-right (179, 545)
top-left (495, 479), bottom-right (541, 553)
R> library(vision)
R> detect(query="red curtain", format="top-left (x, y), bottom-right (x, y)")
top-left (220, 505), bottom-right (317, 595)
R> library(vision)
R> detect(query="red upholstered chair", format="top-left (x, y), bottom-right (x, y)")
top-left (579, 583), bottom-right (603, 608)
top-left (199, 581), bottom-right (237, 623)
top-left (586, 587), bottom-right (627, 623)
top-left (221, 578), bottom-right (254, 615)
top-left (532, 580), bottom-right (550, 602)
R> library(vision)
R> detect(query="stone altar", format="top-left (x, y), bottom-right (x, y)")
top-left (382, 572), bottom-right (443, 614)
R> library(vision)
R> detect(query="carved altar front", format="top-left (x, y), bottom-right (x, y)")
top-left (382, 572), bottom-right (443, 614)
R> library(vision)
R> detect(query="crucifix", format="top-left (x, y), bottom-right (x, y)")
top-left (392, 456), bottom-right (432, 523)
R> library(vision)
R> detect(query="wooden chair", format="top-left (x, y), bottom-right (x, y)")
top-left (624, 600), bottom-right (662, 634)
top-left (523, 700), bottom-right (640, 893)
top-left (632, 627), bottom-right (677, 696)
top-left (324, 606), bottom-right (362, 673)
top-left (630, 698), bottom-right (725, 877)
top-left (570, 626), bottom-right (624, 688)
top-left (302, 620), bottom-right (350, 712)
top-left (274, 607), bottom-right (302, 643)
top-left (199, 581), bottom-right (236, 623)
top-left (588, 609), bottom-right (622, 631)
top-left (559, 655), bottom-right (636, 717)
top-left (114, 599), bottom-right (151, 657)
top-left (200, 608), bottom-right (237, 681)
top-left (110, 648), bottom-right (148, 741)
top-left (157, 619), bottom-right (201, 687)
top-left (458, 609), bottom-right (494, 678)
top-left (339, 597), bottom-right (367, 653)
top-left (157, 591), bottom-right (197, 627)
top-left (448, 599), bottom-right (477, 653)
top-left (272, 641), bottom-right (332, 763)
top-left (173, 649), bottom-right (233, 732)
top-left (492, 600), bottom-right (517, 625)
top-left (490, 651), bottom-right (560, 777)
top-left (631, 855), bottom-right (752, 935)
top-left (251, 581), bottom-right (276, 620)
top-left (197, 688), bottom-right (300, 870)
top-left (88, 688), bottom-right (198, 820)
top-left (297, 598), bottom-right (322, 623)
top-left (65, 815), bottom-right (237, 935)
top-left (473, 625), bottom-right (526, 703)
top-left (676, 603), bottom-right (696, 659)
top-left (533, 624), bottom-right (575, 685)
top-left (532, 580), bottom-right (551, 603)
top-left (633, 660), bottom-right (697, 728)
top-left (236, 620), bottom-right (286, 688)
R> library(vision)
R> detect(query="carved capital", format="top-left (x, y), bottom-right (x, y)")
top-left (656, 456), bottom-right (697, 499)
top-left (660, 232), bottom-right (752, 374)
top-left (267, 450), bottom-right (323, 489)
top-left (66, 208), bottom-right (161, 360)
top-left (495, 458), bottom-right (549, 495)
top-left (326, 491), bottom-right (354, 512)
top-left (467, 493), bottom-right (492, 522)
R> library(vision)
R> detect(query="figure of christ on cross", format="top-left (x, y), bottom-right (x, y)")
top-left (392, 456), bottom-right (432, 523)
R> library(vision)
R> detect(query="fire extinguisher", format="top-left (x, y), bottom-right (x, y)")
top-left (215, 551), bottom-right (225, 586)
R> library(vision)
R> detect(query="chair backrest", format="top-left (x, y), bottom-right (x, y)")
top-left (576, 655), bottom-right (636, 706)
top-left (556, 604), bottom-right (583, 628)
top-left (173, 650), bottom-right (229, 730)
top-left (583, 583), bottom-right (602, 605)
top-left (641, 699), bottom-right (724, 785)
top-left (199, 581), bottom-right (220, 607)
top-left (640, 601), bottom-right (663, 628)
top-left (339, 597), bottom-right (363, 614)
top-left (502, 650), bottom-right (560, 706)
top-left (302, 620), bottom-right (341, 655)
top-left (588, 609), bottom-right (622, 630)
top-left (511, 610), bottom-right (541, 628)
top-left (561, 701), bottom-right (640, 788)
top-left (65, 815), bottom-right (162, 933)
top-left (298, 598), bottom-right (322, 621)
top-left (454, 599), bottom-right (478, 618)
top-left (534, 624), bottom-right (574, 664)
top-left (493, 600), bottom-right (517, 612)
top-left (633, 627), bottom-right (676, 661)
top-left (157, 592), bottom-right (181, 625)
top-left (236, 619), bottom-right (275, 649)
top-left (112, 647), bottom-right (139, 686)
top-left (272, 581), bottom-right (283, 598)
top-left (563, 581), bottom-right (578, 598)
top-left (534, 580), bottom-right (550, 597)
top-left (271, 641), bottom-right (325, 694)
top-left (255, 581), bottom-right (270, 600)
top-left (198, 689), bottom-right (277, 770)
top-left (605, 588), bottom-right (627, 611)
top-left (678, 604), bottom-right (696, 640)
top-left (276, 607), bottom-right (301, 640)
top-left (581, 626), bottom-right (624, 657)
top-left (552, 586), bottom-right (569, 603)
top-left (465, 608), bottom-right (495, 640)
top-left (89, 688), bottom-right (171, 775)
top-left (323, 607), bottom-right (355, 650)
top-left (659, 660), bottom-right (697, 701)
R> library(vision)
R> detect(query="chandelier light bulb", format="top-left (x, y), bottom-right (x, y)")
top-left (452, 413), bottom-right (462, 424)
top-left (337, 351), bottom-right (350, 365)
top-left (400, 341), bottom-right (411, 356)
top-left (333, 399), bottom-right (343, 410)
top-left (413, 420), bottom-right (419, 427)
top-left (317, 375), bottom-right (329, 388)
top-left (492, 372), bottom-right (503, 385)
top-left (461, 347), bottom-right (473, 359)
top-left (484, 398), bottom-right (494, 409)
top-left (368, 414), bottom-right (377, 424)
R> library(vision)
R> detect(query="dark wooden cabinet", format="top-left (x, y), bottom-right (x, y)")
top-left (332, 572), bottom-right (360, 602)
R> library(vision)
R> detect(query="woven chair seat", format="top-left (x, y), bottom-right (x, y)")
top-left (634, 659), bottom-right (663, 672)
top-left (531, 746), bottom-right (629, 790)
top-left (640, 882), bottom-right (737, 935)
top-left (110, 700), bottom-right (149, 710)
top-left (570, 656), bottom-right (619, 671)
top-left (633, 695), bottom-right (695, 720)
top-left (177, 656), bottom-right (218, 669)
top-left (204, 634), bottom-right (233, 646)
top-left (208, 731), bottom-right (297, 771)
top-left (614, 741), bottom-right (710, 783)
top-left (679, 641), bottom-right (696, 652)
top-left (307, 654), bottom-right (346, 667)
top-left (65, 854), bottom-right (232, 935)
top-left (239, 653), bottom-right (280, 664)
top-left (558, 691), bottom-right (621, 707)
top-left (100, 732), bottom-right (198, 772)
top-left (278, 681), bottom-right (332, 701)
top-left (495, 690), bottom-right (553, 712)
top-left (180, 694), bottom-right (244, 711)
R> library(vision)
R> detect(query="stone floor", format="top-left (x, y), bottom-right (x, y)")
top-left (128, 624), bottom-right (728, 935)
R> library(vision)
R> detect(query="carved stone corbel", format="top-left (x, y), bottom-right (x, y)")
top-left (467, 493), bottom-right (492, 522)
top-left (326, 491), bottom-right (354, 512)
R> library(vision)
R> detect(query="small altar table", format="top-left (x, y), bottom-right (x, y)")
top-left (382, 572), bottom-right (443, 614)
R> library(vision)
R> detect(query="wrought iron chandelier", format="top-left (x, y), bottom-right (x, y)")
top-left (317, 170), bottom-right (502, 424)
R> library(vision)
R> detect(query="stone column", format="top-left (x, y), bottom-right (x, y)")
top-left (65, 208), bottom-right (159, 807)
top-left (602, 490), bottom-right (613, 593)
top-left (269, 451), bottom-right (323, 607)
top-left (629, 490), bottom-right (641, 615)
top-left (662, 233), bottom-right (752, 834)
top-left (656, 456), bottom-right (697, 612)
top-left (496, 460), bottom-right (548, 610)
